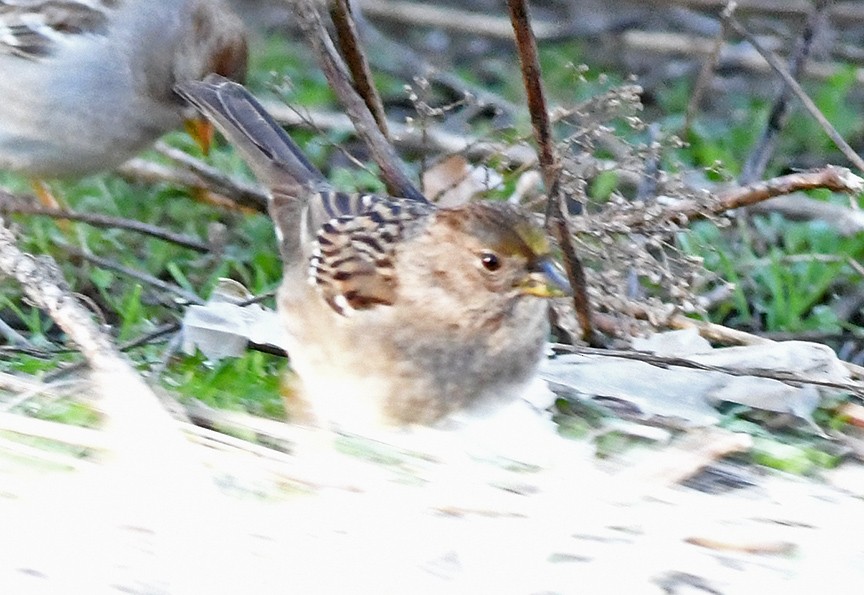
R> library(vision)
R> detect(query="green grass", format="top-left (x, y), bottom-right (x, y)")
top-left (679, 213), bottom-right (864, 333)
top-left (1, 32), bottom-right (863, 472)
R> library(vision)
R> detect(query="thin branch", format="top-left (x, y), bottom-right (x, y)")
top-left (58, 242), bottom-right (205, 306)
top-left (0, 191), bottom-right (210, 253)
top-left (623, 166), bottom-right (864, 229)
top-left (352, 9), bottom-right (520, 122)
top-left (740, 0), bottom-right (833, 184)
top-left (553, 217), bottom-right (595, 343)
top-left (721, 4), bottom-right (864, 174)
top-left (330, 0), bottom-right (389, 138)
top-left (43, 290), bottom-right (280, 381)
top-left (507, 0), bottom-right (596, 345)
top-left (506, 0), bottom-right (559, 198)
top-left (668, 314), bottom-right (864, 382)
top-left (117, 158), bottom-right (266, 213)
top-left (559, 342), bottom-right (864, 394)
top-left (152, 142), bottom-right (269, 211)
top-left (261, 100), bottom-right (539, 167)
top-left (718, 165), bottom-right (864, 209)
top-left (44, 322), bottom-right (181, 381)
top-left (294, 0), bottom-right (425, 202)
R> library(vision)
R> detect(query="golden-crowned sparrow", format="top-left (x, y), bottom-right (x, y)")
top-left (0, 0), bottom-right (247, 179)
top-left (177, 75), bottom-right (570, 432)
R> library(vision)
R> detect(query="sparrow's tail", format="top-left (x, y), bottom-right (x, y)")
top-left (175, 74), bottom-right (329, 197)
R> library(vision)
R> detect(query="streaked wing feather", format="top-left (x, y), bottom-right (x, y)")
top-left (309, 197), bottom-right (431, 315)
top-left (0, 1), bottom-right (111, 59)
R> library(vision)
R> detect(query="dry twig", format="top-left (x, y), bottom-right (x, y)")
top-left (58, 242), bottom-right (204, 306)
top-left (153, 141), bottom-right (268, 211)
top-left (262, 100), bottom-right (539, 166)
top-left (508, 0), bottom-right (597, 344)
top-left (330, 0), bottom-right (389, 138)
top-left (740, 0), bottom-right (834, 183)
top-left (623, 166), bottom-right (864, 230)
top-left (294, 0), bottom-right (424, 202)
top-left (721, 4), bottom-right (864, 173)
top-left (0, 190), bottom-right (210, 252)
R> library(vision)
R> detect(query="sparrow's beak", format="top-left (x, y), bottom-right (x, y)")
top-left (184, 116), bottom-right (215, 155)
top-left (518, 257), bottom-right (572, 298)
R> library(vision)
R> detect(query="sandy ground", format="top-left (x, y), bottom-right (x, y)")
top-left (2, 408), bottom-right (863, 595)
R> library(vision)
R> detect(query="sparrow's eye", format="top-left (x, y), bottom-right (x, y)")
top-left (480, 251), bottom-right (501, 272)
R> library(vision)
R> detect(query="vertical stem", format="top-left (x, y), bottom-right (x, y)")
top-left (506, 0), bottom-right (596, 344)
top-left (330, 0), bottom-right (390, 138)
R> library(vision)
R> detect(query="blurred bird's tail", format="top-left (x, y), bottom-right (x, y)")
top-left (176, 74), bottom-right (329, 198)
top-left (177, 74), bottom-right (334, 260)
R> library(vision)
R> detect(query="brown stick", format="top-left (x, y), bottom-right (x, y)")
top-left (58, 242), bottom-right (205, 306)
top-left (506, 0), bottom-right (596, 344)
top-left (152, 142), bottom-right (269, 211)
top-left (261, 100), bottom-right (539, 167)
top-left (719, 165), bottom-right (863, 209)
top-left (0, 191), bottom-right (210, 253)
top-left (294, 0), bottom-right (425, 203)
top-left (721, 4), bottom-right (864, 174)
top-left (506, 0), bottom-right (559, 198)
top-left (623, 166), bottom-right (864, 229)
top-left (330, 0), bottom-right (390, 138)
top-left (740, 0), bottom-right (833, 183)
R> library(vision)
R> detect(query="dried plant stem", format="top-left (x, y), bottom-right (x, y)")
top-left (294, 0), bottom-right (424, 202)
top-left (153, 142), bottom-right (268, 211)
top-left (262, 100), bottom-right (539, 166)
top-left (717, 166), bottom-right (863, 209)
top-left (740, 0), bottom-right (833, 183)
top-left (117, 157), bottom-right (267, 212)
top-left (57, 241), bottom-right (204, 305)
top-left (0, 191), bottom-right (210, 252)
top-left (506, 0), bottom-right (559, 197)
top-left (330, 0), bottom-right (389, 138)
top-left (623, 166), bottom-right (864, 229)
top-left (721, 4), bottom-right (864, 174)
top-left (507, 0), bottom-right (596, 344)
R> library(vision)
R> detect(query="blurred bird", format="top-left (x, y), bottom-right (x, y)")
top-left (0, 0), bottom-right (247, 191)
